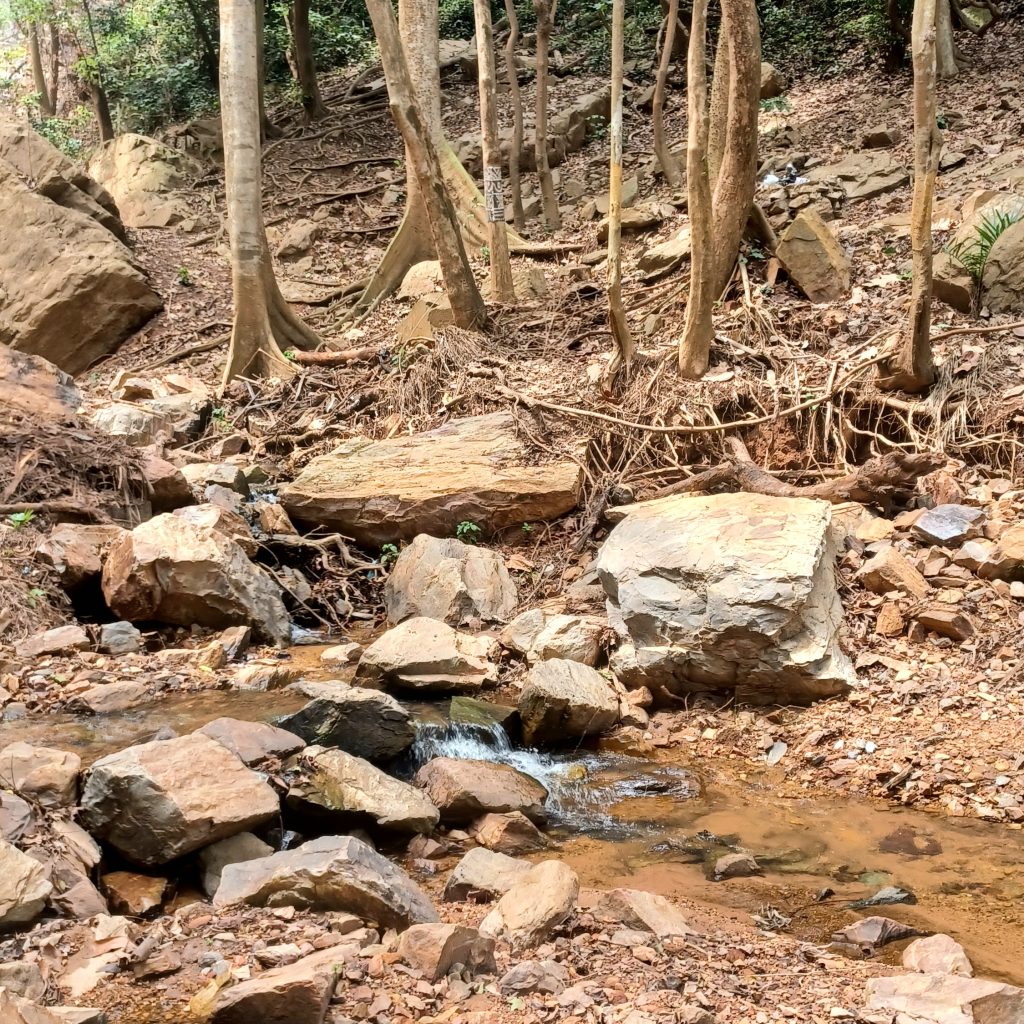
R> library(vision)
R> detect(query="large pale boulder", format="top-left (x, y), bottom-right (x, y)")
top-left (415, 757), bottom-right (547, 824)
top-left (277, 681), bottom-right (414, 762)
top-left (591, 888), bottom-right (694, 939)
top-left (199, 833), bottom-right (274, 896)
top-left (518, 659), bottom-right (619, 745)
top-left (385, 534), bottom-right (517, 626)
top-left (36, 524), bottom-right (127, 589)
top-left (214, 835), bottom-right (439, 928)
top-left (101, 514), bottom-right (290, 645)
top-left (501, 608), bottom-right (604, 665)
top-left (479, 860), bottom-right (579, 948)
top-left (355, 617), bottom-right (497, 693)
top-left (88, 133), bottom-right (200, 229)
top-left (0, 743), bottom-right (81, 808)
top-left (279, 412), bottom-right (582, 545)
top-left (286, 746), bottom-right (440, 833)
top-left (760, 62), bottom-right (785, 99)
top-left (597, 494), bottom-right (855, 704)
top-left (78, 733), bottom-right (280, 866)
top-left (777, 209), bottom-right (851, 302)
top-left (981, 216), bottom-right (1024, 314)
top-left (443, 847), bottom-right (531, 902)
top-left (805, 151), bottom-right (909, 202)
top-left (903, 934), bottom-right (973, 977)
top-left (0, 839), bottom-right (52, 928)
top-left (0, 160), bottom-right (161, 374)
top-left (865, 973), bottom-right (1024, 1023)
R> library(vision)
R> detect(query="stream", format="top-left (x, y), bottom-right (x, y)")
top-left (5, 670), bottom-right (1023, 986)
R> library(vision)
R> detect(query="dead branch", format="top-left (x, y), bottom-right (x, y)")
top-left (289, 345), bottom-right (380, 365)
top-left (0, 501), bottom-right (111, 521)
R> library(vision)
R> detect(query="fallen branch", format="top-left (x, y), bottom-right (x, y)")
top-left (135, 334), bottom-right (228, 373)
top-left (929, 318), bottom-right (1024, 342)
top-left (289, 345), bottom-right (380, 366)
top-left (0, 501), bottom-right (111, 522)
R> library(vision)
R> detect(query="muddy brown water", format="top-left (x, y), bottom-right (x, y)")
top-left (4, 669), bottom-right (1022, 987)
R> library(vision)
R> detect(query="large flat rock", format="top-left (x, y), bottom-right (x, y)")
top-left (279, 413), bottom-right (582, 545)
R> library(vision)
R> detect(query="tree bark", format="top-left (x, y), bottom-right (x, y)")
top-left (220, 0), bottom-right (320, 384)
top-left (183, 0), bottom-right (219, 88)
top-left (679, 0), bottom-right (714, 380)
top-left (474, 0), bottom-right (516, 303)
top-left (503, 0), bottom-right (527, 230)
top-left (286, 0), bottom-right (329, 122)
top-left (935, 0), bottom-right (961, 78)
top-left (365, 0), bottom-right (487, 329)
top-left (606, 0), bottom-right (635, 379)
top-left (707, 24), bottom-right (729, 188)
top-left (879, 0), bottom-right (941, 393)
top-left (47, 22), bottom-right (60, 112)
top-left (28, 23), bottom-right (56, 117)
top-left (532, 0), bottom-right (561, 230)
top-left (652, 0), bottom-right (681, 187)
top-left (79, 0), bottom-right (114, 140)
top-left (256, 0), bottom-right (281, 140)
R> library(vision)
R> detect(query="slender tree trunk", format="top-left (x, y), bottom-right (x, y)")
top-left (474, 0), bottom-right (516, 302)
top-left (47, 21), bottom-right (60, 112)
top-left (879, 0), bottom-right (940, 393)
top-left (80, 0), bottom-right (114, 140)
top-left (935, 0), bottom-right (961, 77)
top-left (532, 0), bottom-right (561, 230)
top-left (365, 0), bottom-right (487, 329)
top-left (503, 0), bottom-right (527, 230)
top-left (652, 0), bottom-right (681, 186)
top-left (28, 24), bottom-right (55, 116)
top-left (606, 0), bottom-right (635, 379)
top-left (255, 0), bottom-right (280, 140)
top-left (707, 26), bottom-right (730, 188)
top-left (679, 0), bottom-right (714, 380)
top-left (220, 0), bottom-right (320, 384)
top-left (183, 0), bottom-right (219, 88)
top-left (286, 0), bottom-right (329, 122)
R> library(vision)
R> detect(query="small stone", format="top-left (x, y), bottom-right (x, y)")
top-left (14, 624), bottom-right (89, 659)
top-left (902, 933), bottom-right (973, 976)
top-left (101, 871), bottom-right (167, 915)
top-left (912, 504), bottom-right (985, 546)
top-left (397, 923), bottom-right (495, 981)
top-left (857, 548), bottom-right (930, 600)
top-left (320, 642), bottom-right (362, 665)
top-left (915, 604), bottom-right (975, 641)
top-left (875, 602), bottom-right (905, 638)
top-left (499, 959), bottom-right (569, 995)
top-left (98, 621), bottom-right (142, 655)
top-left (714, 852), bottom-right (760, 879)
top-left (470, 811), bottom-right (549, 855)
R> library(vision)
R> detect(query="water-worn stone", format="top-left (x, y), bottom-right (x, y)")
top-left (777, 209), bottom-right (851, 302)
top-left (0, 838), bottom-right (52, 928)
top-left (36, 525), bottom-right (127, 589)
top-left (912, 504), bottom-right (986, 546)
top-left (499, 959), bottom-right (570, 996)
top-left (319, 642), bottom-right (361, 665)
top-left (355, 618), bottom-right (497, 693)
top-left (14, 625), bottom-right (89, 659)
top-left (479, 860), bottom-right (579, 948)
top-left (101, 513), bottom-right (290, 645)
top-left (416, 757), bottom-right (547, 824)
top-left (198, 833), bottom-right (274, 897)
top-left (865, 972), bottom-right (1024, 1023)
top-left (443, 847), bottom-right (532, 902)
top-left (397, 923), bottom-right (496, 980)
top-left (471, 811), bottom-right (548, 854)
top-left (591, 888), bottom-right (694, 939)
top-left (449, 696), bottom-right (517, 730)
top-left (518, 659), bottom-right (619, 745)
top-left (0, 159), bottom-right (161, 374)
top-left (714, 852), bottom-right (760, 879)
top-left (214, 835), bottom-right (438, 928)
top-left (832, 916), bottom-right (920, 948)
top-left (903, 934), bottom-right (973, 977)
top-left (598, 494), bottom-right (854, 704)
top-left (287, 746), bottom-right (439, 834)
top-left (79, 733), bottom-right (279, 866)
top-left (98, 621), bottom-right (142, 655)
top-left (277, 681), bottom-right (414, 762)
top-left (501, 608), bottom-right (604, 665)
top-left (279, 412), bottom-right (582, 545)
top-left (0, 742), bottom-right (80, 808)
top-left (384, 534), bottom-right (517, 627)
top-left (857, 547), bottom-right (931, 599)
top-left (101, 871), bottom-right (167, 915)
top-left (197, 717), bottom-right (305, 766)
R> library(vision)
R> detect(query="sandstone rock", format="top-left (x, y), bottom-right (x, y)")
top-left (865, 972), bottom-right (1024, 1023)
top-left (479, 860), bottom-right (579, 948)
top-left (198, 832), bottom-right (274, 897)
top-left (0, 989), bottom-right (65, 1024)
top-left (214, 835), bottom-right (438, 928)
top-left (501, 608), bottom-right (604, 665)
top-left (777, 210), bottom-right (851, 302)
top-left (470, 811), bottom-right (548, 854)
top-left (277, 681), bottom-right (414, 762)
top-left (0, 159), bottom-right (161, 374)
top-left (101, 871), bottom-right (167, 915)
top-left (355, 617), bottom-right (497, 693)
top-left (101, 514), bottom-right (290, 645)
top-left (596, 204), bottom-right (665, 243)
top-left (875, 601), bottom-right (905, 638)
top-left (276, 219), bottom-right (319, 259)
top-left (861, 125), bottom-right (900, 148)
top-left (0, 838), bottom-right (52, 928)
top-left (903, 934), bottom-right (973, 977)
top-left (805, 151), bottom-right (909, 202)
top-left (638, 226), bottom-right (691, 280)
top-left (0, 792), bottom-right (36, 844)
top-left (980, 216), bottom-right (1024, 314)
top-left (832, 916), bottom-right (920, 948)
top-left (0, 346), bottom-right (81, 424)
top-left (67, 680), bottom-right (150, 715)
top-left (978, 524), bottom-right (1024, 581)
top-left (449, 696), bottom-right (517, 730)
top-left (319, 642), bottom-right (361, 665)
top-left (443, 847), bottom-right (531, 902)
top-left (79, 733), bottom-right (279, 866)
top-left (760, 62), bottom-right (785, 99)
top-left (518, 659), bottom-right (619, 745)
top-left (86, 401), bottom-right (175, 446)
top-left (287, 746), bottom-right (439, 834)
top-left (14, 624), bottom-right (89, 659)
top-left (398, 260), bottom-right (444, 301)
top-left (173, 504), bottom-right (256, 556)
top-left (857, 547), bottom-right (931, 599)
top-left (0, 742), bottom-right (80, 808)
top-left (915, 604), bottom-right (975, 641)
top-left (913, 504), bottom-right (985, 546)
top-left (416, 757), bottom-right (547, 824)
top-left (933, 251), bottom-right (975, 313)
top-left (36, 525), bottom-right (126, 589)
top-left (197, 717), bottom-right (305, 765)
top-left (499, 959), bottom-right (570, 996)
top-left (398, 923), bottom-right (496, 980)
top-left (279, 412), bottom-right (582, 545)
top-left (591, 888), bottom-right (693, 939)
top-left (98, 621), bottom-right (142, 655)
top-left (714, 852), bottom-right (760, 879)
top-left (180, 462), bottom-right (250, 496)
top-left (597, 494), bottom-right (854, 704)
top-left (384, 534), bottom-right (518, 627)
top-left (0, 960), bottom-right (45, 1000)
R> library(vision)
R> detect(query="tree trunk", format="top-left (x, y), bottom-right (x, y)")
top-left (709, 0), bottom-right (760, 296)
top-left (255, 0), bottom-right (281, 140)
top-left (47, 21), bottom-right (60, 112)
top-left (287, 0), bottom-right (329, 122)
top-left (80, 0), bottom-right (114, 140)
top-left (365, 0), bottom-right (487, 329)
top-left (220, 0), bottom-right (320, 384)
top-left (935, 0), bottom-right (961, 78)
top-left (679, 0), bottom-right (714, 380)
top-left (28, 24), bottom-right (55, 117)
top-left (474, 0), bottom-right (516, 303)
top-left (503, 0), bottom-right (527, 230)
top-left (652, 0), bottom-right (681, 186)
top-left (606, 0), bottom-right (635, 379)
top-left (879, 0), bottom-right (940, 394)
top-left (707, 24), bottom-right (729, 188)
top-left (183, 0), bottom-right (219, 89)
top-left (532, 0), bottom-right (561, 230)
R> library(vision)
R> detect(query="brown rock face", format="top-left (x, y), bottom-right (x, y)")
top-left (0, 839), bottom-right (52, 928)
top-left (518, 659), bottom-right (619, 745)
top-left (13, 625), bottom-right (90, 659)
top-left (279, 413), bottom-right (583, 545)
top-left (35, 524), bottom-right (126, 588)
top-left (777, 210), bottom-right (851, 302)
top-left (101, 870), bottom-right (167, 915)
top-left (443, 847), bottom-right (531, 903)
top-left (398, 923), bottom-right (496, 981)
top-left (479, 860), bottom-right (579, 949)
top-left (415, 757), bottom-right (548, 825)
top-left (197, 717), bottom-right (305, 766)
top-left (101, 514), bottom-right (290, 645)
top-left (0, 742), bottom-right (81, 808)
top-left (0, 347), bottom-right (81, 423)
top-left (857, 547), bottom-right (931, 600)
top-left (470, 812), bottom-right (549, 855)
top-left (759, 62), bottom-right (785, 99)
